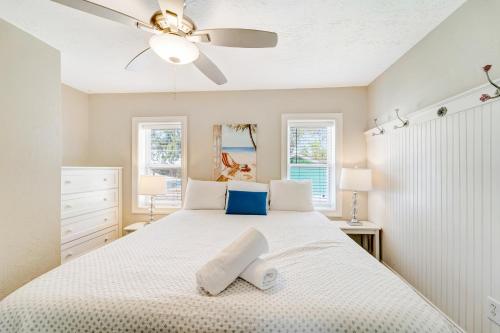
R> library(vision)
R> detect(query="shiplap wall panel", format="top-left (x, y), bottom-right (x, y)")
top-left (367, 97), bottom-right (500, 333)
top-left (492, 101), bottom-right (500, 333)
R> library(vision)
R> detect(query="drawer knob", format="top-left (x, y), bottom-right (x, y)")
top-left (103, 198), bottom-right (108, 202)
top-left (65, 253), bottom-right (73, 258)
top-left (104, 218), bottom-right (108, 222)
top-left (103, 178), bottom-right (107, 182)
top-left (104, 238), bottom-right (109, 243)
top-left (64, 205), bottom-right (72, 209)
top-left (64, 180), bottom-right (72, 185)
top-left (65, 229), bottom-right (72, 234)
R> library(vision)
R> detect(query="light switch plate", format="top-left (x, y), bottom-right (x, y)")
top-left (488, 296), bottom-right (500, 326)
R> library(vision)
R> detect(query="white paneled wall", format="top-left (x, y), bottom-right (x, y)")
top-left (366, 92), bottom-right (500, 333)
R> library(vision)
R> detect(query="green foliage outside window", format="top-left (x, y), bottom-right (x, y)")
top-left (150, 128), bottom-right (181, 165)
top-left (289, 127), bottom-right (327, 164)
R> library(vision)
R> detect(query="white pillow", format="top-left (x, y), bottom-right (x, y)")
top-left (183, 178), bottom-right (227, 210)
top-left (269, 180), bottom-right (314, 211)
top-left (227, 180), bottom-right (269, 193)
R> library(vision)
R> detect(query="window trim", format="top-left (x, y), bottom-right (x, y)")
top-left (281, 113), bottom-right (343, 217)
top-left (132, 116), bottom-right (188, 214)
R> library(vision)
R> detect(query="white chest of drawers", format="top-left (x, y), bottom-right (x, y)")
top-left (61, 167), bottom-right (122, 263)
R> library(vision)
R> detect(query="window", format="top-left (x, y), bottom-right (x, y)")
top-left (132, 117), bottom-right (187, 213)
top-left (281, 114), bottom-right (342, 216)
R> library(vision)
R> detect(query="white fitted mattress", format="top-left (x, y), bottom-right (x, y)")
top-left (0, 210), bottom-right (460, 332)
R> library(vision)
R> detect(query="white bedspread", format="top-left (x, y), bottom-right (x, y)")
top-left (0, 210), bottom-right (460, 332)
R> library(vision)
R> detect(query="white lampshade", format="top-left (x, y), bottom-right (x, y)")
top-left (339, 168), bottom-right (372, 192)
top-left (138, 175), bottom-right (167, 195)
top-left (149, 33), bottom-right (199, 65)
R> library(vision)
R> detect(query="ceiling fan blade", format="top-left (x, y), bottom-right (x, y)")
top-left (50, 0), bottom-right (152, 30)
top-left (125, 48), bottom-right (154, 71)
top-left (157, 0), bottom-right (184, 31)
top-left (189, 29), bottom-right (278, 48)
top-left (193, 51), bottom-right (227, 85)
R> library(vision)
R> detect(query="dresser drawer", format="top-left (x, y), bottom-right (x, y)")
top-left (61, 208), bottom-right (118, 244)
top-left (61, 189), bottom-right (118, 219)
top-left (61, 226), bottom-right (118, 264)
top-left (62, 169), bottom-right (119, 194)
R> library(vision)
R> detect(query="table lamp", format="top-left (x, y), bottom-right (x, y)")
top-left (138, 175), bottom-right (166, 224)
top-left (340, 168), bottom-right (372, 225)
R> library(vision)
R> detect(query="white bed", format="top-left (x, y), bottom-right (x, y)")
top-left (0, 210), bottom-right (460, 332)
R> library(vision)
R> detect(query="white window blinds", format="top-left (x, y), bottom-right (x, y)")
top-left (138, 122), bottom-right (183, 208)
top-left (287, 121), bottom-right (335, 209)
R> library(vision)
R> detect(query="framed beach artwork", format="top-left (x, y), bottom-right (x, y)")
top-left (213, 124), bottom-right (257, 182)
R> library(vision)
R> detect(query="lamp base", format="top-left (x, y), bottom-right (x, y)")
top-left (348, 191), bottom-right (361, 226)
top-left (148, 195), bottom-right (155, 224)
top-left (348, 218), bottom-right (362, 226)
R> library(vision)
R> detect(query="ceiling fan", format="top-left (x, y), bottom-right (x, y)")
top-left (50, 0), bottom-right (278, 85)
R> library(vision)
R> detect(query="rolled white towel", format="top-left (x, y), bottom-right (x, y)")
top-left (196, 227), bottom-right (269, 296)
top-left (240, 258), bottom-right (278, 290)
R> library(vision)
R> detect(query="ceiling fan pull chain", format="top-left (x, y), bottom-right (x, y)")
top-left (173, 66), bottom-right (177, 99)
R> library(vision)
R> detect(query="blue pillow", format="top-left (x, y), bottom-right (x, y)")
top-left (226, 190), bottom-right (268, 215)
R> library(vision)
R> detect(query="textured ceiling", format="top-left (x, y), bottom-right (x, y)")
top-left (0, 0), bottom-right (465, 93)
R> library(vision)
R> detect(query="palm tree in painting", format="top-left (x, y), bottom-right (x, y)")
top-left (227, 124), bottom-right (257, 150)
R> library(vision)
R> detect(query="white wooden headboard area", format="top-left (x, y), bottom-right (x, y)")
top-left (366, 83), bottom-right (500, 333)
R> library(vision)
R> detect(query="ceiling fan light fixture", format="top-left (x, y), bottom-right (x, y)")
top-left (149, 33), bottom-right (199, 65)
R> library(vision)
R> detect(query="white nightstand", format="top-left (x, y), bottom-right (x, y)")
top-left (124, 222), bottom-right (148, 235)
top-left (334, 220), bottom-right (381, 260)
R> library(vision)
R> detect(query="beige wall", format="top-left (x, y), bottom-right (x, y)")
top-left (87, 87), bottom-right (368, 226)
top-left (62, 84), bottom-right (89, 166)
top-left (0, 19), bottom-right (61, 299)
top-left (367, 0), bottom-right (500, 127)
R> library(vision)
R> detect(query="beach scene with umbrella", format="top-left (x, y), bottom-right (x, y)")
top-left (213, 124), bottom-right (257, 182)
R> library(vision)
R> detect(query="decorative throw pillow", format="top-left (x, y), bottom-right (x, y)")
top-left (227, 180), bottom-right (269, 207)
top-left (226, 190), bottom-right (268, 215)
